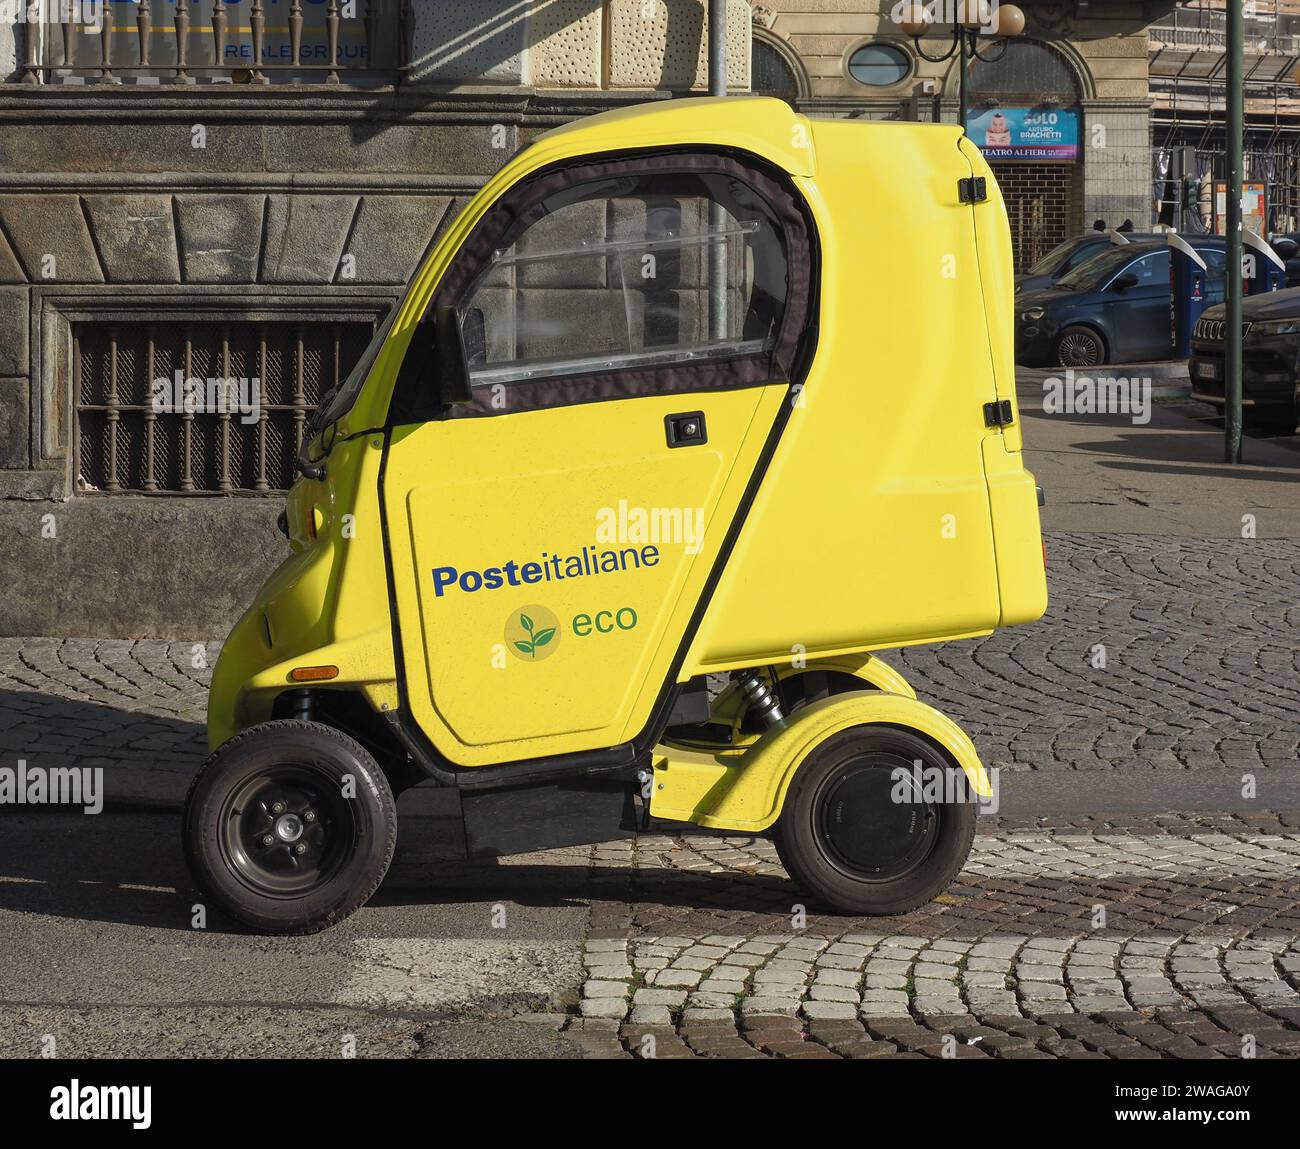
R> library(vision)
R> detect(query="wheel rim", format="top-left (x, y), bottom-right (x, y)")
top-left (1057, 331), bottom-right (1101, 367)
top-left (811, 752), bottom-right (942, 882)
top-left (218, 765), bottom-right (357, 898)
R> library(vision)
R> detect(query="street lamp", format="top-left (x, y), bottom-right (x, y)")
top-left (895, 2), bottom-right (1026, 132)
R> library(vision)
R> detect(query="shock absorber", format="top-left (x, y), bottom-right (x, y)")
top-left (737, 669), bottom-right (785, 728)
top-left (281, 688), bottom-right (316, 722)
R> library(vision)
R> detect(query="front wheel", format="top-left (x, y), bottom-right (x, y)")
top-left (1054, 325), bottom-right (1106, 368)
top-left (182, 719), bottom-right (397, 935)
top-left (774, 726), bottom-right (977, 915)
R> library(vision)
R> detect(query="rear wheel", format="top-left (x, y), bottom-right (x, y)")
top-left (182, 719), bottom-right (397, 935)
top-left (1054, 325), bottom-right (1106, 368)
top-left (774, 726), bottom-right (977, 915)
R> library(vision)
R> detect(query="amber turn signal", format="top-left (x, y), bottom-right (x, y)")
top-left (289, 665), bottom-right (339, 682)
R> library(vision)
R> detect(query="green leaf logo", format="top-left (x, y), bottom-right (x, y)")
top-left (506, 605), bottom-right (560, 662)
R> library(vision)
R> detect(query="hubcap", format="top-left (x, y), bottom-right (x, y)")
top-left (1058, 333), bottom-right (1101, 367)
top-left (219, 767), bottom-right (356, 898)
top-left (274, 813), bottom-right (304, 843)
top-left (812, 752), bottom-right (942, 882)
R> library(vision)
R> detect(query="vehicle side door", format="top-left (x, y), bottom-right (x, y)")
top-left (1201, 246), bottom-right (1227, 309)
top-left (380, 153), bottom-right (815, 767)
top-left (1107, 249), bottom-right (1172, 361)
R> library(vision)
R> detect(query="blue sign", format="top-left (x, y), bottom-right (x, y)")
top-left (965, 108), bottom-right (1079, 161)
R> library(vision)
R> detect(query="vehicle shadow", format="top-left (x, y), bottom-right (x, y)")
top-left (0, 686), bottom-right (811, 932)
top-left (0, 804), bottom-right (811, 935)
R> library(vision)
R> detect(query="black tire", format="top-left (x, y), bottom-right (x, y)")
top-left (1054, 325), bottom-right (1106, 368)
top-left (774, 726), bottom-right (977, 916)
top-left (182, 719), bottom-right (397, 935)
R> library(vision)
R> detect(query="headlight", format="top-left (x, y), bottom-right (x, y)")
top-left (1021, 307), bottom-right (1045, 321)
top-left (1251, 320), bottom-right (1300, 338)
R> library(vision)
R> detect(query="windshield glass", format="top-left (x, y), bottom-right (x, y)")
top-left (308, 294), bottom-right (406, 438)
top-left (1056, 246), bottom-right (1156, 291)
top-left (1027, 237), bottom-right (1085, 277)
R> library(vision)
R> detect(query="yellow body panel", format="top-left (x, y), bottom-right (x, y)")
top-left (680, 118), bottom-right (1035, 674)
top-left (206, 435), bottom-right (396, 749)
top-left (650, 691), bottom-right (992, 832)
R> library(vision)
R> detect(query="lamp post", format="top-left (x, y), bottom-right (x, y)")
top-left (896, 2), bottom-right (1026, 132)
top-left (1225, 0), bottom-right (1243, 463)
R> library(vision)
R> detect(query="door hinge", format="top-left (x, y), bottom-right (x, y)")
top-left (983, 399), bottom-right (1014, 428)
top-left (958, 176), bottom-right (988, 204)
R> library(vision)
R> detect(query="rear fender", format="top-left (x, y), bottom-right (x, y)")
top-left (651, 691), bottom-right (990, 832)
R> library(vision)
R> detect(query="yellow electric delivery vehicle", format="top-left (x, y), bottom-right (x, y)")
top-left (183, 97), bottom-right (1047, 934)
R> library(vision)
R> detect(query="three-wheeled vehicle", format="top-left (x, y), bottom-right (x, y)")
top-left (183, 97), bottom-right (1047, 934)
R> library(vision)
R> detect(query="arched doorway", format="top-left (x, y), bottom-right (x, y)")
top-left (961, 40), bottom-right (1087, 272)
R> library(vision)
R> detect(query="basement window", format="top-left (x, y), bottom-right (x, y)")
top-left (74, 321), bottom-right (372, 493)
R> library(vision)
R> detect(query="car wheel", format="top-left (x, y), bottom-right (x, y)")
top-left (182, 719), bottom-right (397, 935)
top-left (773, 726), bottom-right (977, 915)
top-left (1054, 326), bottom-right (1106, 368)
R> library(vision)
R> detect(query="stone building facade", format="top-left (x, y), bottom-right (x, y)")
top-left (0, 1), bottom-right (1168, 636)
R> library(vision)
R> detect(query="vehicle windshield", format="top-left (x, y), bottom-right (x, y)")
top-left (1056, 246), bottom-right (1156, 291)
top-left (1027, 237), bottom-right (1085, 277)
top-left (306, 292), bottom-right (407, 441)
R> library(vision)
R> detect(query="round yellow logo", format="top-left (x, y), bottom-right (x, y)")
top-left (505, 605), bottom-right (560, 662)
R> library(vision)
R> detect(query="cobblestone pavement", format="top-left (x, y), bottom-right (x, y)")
top-left (562, 822), bottom-right (1300, 1059)
top-left (891, 532), bottom-right (1300, 774)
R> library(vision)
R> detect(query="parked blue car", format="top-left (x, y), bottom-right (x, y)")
top-left (1015, 230), bottom-right (1159, 295)
top-left (1016, 236), bottom-right (1227, 368)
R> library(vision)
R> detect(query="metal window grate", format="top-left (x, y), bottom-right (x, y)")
top-left (74, 321), bottom-right (372, 493)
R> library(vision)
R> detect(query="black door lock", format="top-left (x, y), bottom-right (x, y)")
top-left (665, 411), bottom-right (707, 448)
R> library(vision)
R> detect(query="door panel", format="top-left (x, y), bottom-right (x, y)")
top-left (383, 388), bottom-right (784, 764)
top-left (1111, 250), bottom-right (1171, 361)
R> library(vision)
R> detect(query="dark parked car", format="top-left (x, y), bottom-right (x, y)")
top-left (1266, 233), bottom-right (1300, 288)
top-left (1189, 284), bottom-right (1300, 433)
top-left (1015, 230), bottom-right (1159, 295)
top-left (1015, 237), bottom-right (1226, 368)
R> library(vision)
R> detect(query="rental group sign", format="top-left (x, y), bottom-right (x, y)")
top-left (965, 108), bottom-right (1080, 161)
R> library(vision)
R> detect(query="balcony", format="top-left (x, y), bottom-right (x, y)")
top-left (15, 0), bottom-right (412, 86)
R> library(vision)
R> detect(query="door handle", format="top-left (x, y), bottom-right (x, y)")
top-left (665, 411), bottom-right (707, 448)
